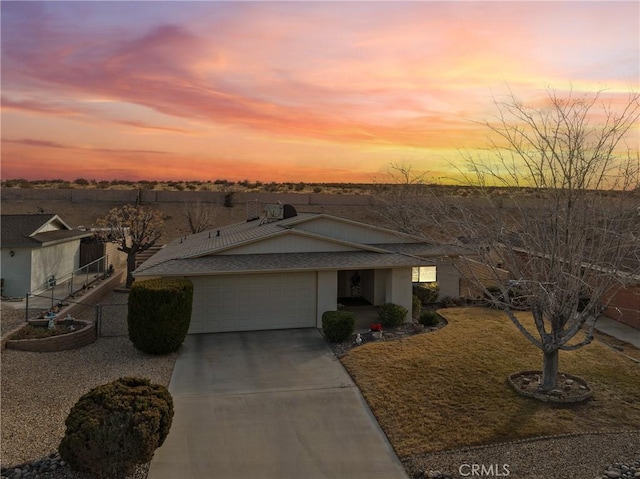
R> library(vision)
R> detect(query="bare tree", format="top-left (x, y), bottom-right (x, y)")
top-left (427, 89), bottom-right (640, 392)
top-left (373, 163), bottom-right (433, 235)
top-left (182, 201), bottom-right (217, 234)
top-left (95, 204), bottom-right (164, 288)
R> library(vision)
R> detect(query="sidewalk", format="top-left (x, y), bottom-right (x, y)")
top-left (595, 316), bottom-right (640, 349)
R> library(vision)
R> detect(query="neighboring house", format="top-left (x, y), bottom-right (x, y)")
top-left (134, 208), bottom-right (465, 334)
top-left (0, 214), bottom-right (92, 297)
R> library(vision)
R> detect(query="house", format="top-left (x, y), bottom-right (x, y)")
top-left (134, 208), bottom-right (465, 333)
top-left (0, 214), bottom-right (92, 297)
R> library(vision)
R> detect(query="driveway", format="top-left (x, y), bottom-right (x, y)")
top-left (147, 328), bottom-right (409, 479)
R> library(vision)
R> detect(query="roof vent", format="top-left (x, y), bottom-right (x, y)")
top-left (283, 204), bottom-right (297, 218)
top-left (264, 202), bottom-right (284, 221)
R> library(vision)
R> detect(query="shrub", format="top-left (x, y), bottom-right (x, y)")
top-left (59, 377), bottom-right (173, 478)
top-left (413, 283), bottom-right (440, 304)
top-left (378, 303), bottom-right (408, 328)
top-left (322, 310), bottom-right (355, 342)
top-left (412, 295), bottom-right (422, 320)
top-left (420, 311), bottom-right (440, 327)
top-left (128, 278), bottom-right (193, 354)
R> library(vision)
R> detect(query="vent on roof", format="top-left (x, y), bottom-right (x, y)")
top-left (283, 204), bottom-right (297, 218)
top-left (247, 199), bottom-right (261, 222)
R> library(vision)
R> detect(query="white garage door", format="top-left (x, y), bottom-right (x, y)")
top-left (189, 272), bottom-right (317, 333)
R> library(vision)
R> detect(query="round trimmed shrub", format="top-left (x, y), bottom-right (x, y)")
top-left (420, 311), bottom-right (440, 327)
top-left (413, 283), bottom-right (440, 304)
top-left (59, 377), bottom-right (174, 478)
top-left (378, 303), bottom-right (408, 328)
top-left (322, 310), bottom-right (355, 342)
top-left (128, 278), bottom-right (193, 354)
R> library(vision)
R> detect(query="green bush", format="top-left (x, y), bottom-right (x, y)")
top-left (322, 310), bottom-right (355, 342)
top-left (378, 303), bottom-right (408, 328)
top-left (413, 283), bottom-right (440, 304)
top-left (59, 377), bottom-right (173, 478)
top-left (128, 278), bottom-right (193, 354)
top-left (412, 295), bottom-right (422, 320)
top-left (420, 311), bottom-right (440, 327)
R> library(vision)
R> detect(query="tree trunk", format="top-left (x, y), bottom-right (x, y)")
top-left (125, 252), bottom-right (136, 288)
top-left (540, 349), bottom-right (559, 391)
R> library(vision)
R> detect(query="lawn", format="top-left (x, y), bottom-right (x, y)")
top-left (340, 307), bottom-right (640, 458)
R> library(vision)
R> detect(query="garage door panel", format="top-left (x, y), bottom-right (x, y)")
top-left (190, 273), bottom-right (317, 333)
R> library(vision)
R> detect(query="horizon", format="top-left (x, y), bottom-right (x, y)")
top-left (1, 1), bottom-right (639, 183)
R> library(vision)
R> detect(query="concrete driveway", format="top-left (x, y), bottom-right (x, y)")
top-left (147, 328), bottom-right (409, 479)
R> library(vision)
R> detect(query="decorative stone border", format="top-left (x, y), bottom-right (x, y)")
top-left (507, 370), bottom-right (593, 403)
top-left (5, 319), bottom-right (96, 352)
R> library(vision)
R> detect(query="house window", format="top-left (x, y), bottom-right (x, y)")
top-left (412, 266), bottom-right (436, 283)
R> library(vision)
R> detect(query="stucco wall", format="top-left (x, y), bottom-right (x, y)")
top-left (436, 262), bottom-right (461, 299)
top-left (385, 267), bottom-right (413, 316)
top-left (30, 242), bottom-right (80, 294)
top-left (603, 284), bottom-right (640, 330)
top-left (1, 247), bottom-right (32, 297)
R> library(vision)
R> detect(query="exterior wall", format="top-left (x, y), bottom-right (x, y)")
top-left (316, 270), bottom-right (337, 327)
top-left (603, 284), bottom-right (640, 330)
top-left (436, 262), bottom-right (461, 299)
top-left (220, 234), bottom-right (359, 255)
top-left (30, 241), bottom-right (80, 294)
top-left (0, 247), bottom-right (32, 297)
top-left (374, 269), bottom-right (387, 305)
top-left (385, 267), bottom-right (413, 317)
top-left (104, 242), bottom-right (128, 270)
top-left (293, 217), bottom-right (410, 244)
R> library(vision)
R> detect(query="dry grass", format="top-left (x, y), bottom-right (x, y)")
top-left (340, 307), bottom-right (640, 458)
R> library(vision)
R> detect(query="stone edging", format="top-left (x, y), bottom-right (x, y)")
top-left (5, 319), bottom-right (95, 352)
top-left (507, 370), bottom-right (593, 403)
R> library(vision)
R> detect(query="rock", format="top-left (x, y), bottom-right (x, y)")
top-left (565, 379), bottom-right (574, 385)
top-left (606, 470), bottom-right (621, 478)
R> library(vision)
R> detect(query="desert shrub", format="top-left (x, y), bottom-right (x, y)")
top-left (413, 283), bottom-right (440, 304)
top-left (322, 310), bottom-right (355, 342)
top-left (440, 296), bottom-right (465, 308)
top-left (128, 278), bottom-right (193, 354)
top-left (420, 311), bottom-right (440, 327)
top-left (59, 377), bottom-right (173, 478)
top-left (412, 295), bottom-right (422, 320)
top-left (378, 303), bottom-right (408, 328)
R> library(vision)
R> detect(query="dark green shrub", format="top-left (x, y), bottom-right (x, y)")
top-left (441, 296), bottom-right (464, 308)
top-left (59, 377), bottom-right (173, 478)
top-left (322, 310), bottom-right (355, 342)
top-left (413, 283), bottom-right (440, 304)
top-left (128, 278), bottom-right (193, 354)
top-left (412, 295), bottom-right (422, 320)
top-left (378, 303), bottom-right (408, 328)
top-left (420, 311), bottom-right (440, 327)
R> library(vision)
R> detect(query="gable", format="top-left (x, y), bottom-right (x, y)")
top-left (290, 216), bottom-right (418, 245)
top-left (218, 231), bottom-right (367, 255)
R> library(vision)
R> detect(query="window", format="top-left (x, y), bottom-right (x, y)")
top-left (412, 266), bottom-right (436, 283)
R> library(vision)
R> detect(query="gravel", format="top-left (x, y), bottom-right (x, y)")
top-left (0, 291), bottom-right (177, 478)
top-left (403, 432), bottom-right (640, 478)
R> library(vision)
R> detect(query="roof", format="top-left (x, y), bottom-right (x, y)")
top-left (135, 213), bottom-right (466, 277)
top-left (1, 214), bottom-right (91, 248)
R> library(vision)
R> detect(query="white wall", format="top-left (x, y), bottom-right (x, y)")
top-left (0, 248), bottom-right (32, 297)
top-left (30, 241), bottom-right (80, 294)
top-left (316, 270), bottom-right (337, 327)
top-left (294, 217), bottom-right (413, 244)
top-left (385, 267), bottom-right (413, 320)
top-left (436, 262), bottom-right (460, 299)
top-left (222, 233), bottom-right (359, 255)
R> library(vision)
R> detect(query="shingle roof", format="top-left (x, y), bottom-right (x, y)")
top-left (1, 214), bottom-right (91, 248)
top-left (134, 213), bottom-right (465, 277)
top-left (135, 251), bottom-right (433, 277)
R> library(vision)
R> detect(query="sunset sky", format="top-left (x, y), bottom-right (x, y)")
top-left (2, 1), bottom-right (638, 183)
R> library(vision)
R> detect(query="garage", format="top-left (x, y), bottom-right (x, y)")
top-left (188, 272), bottom-right (317, 333)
